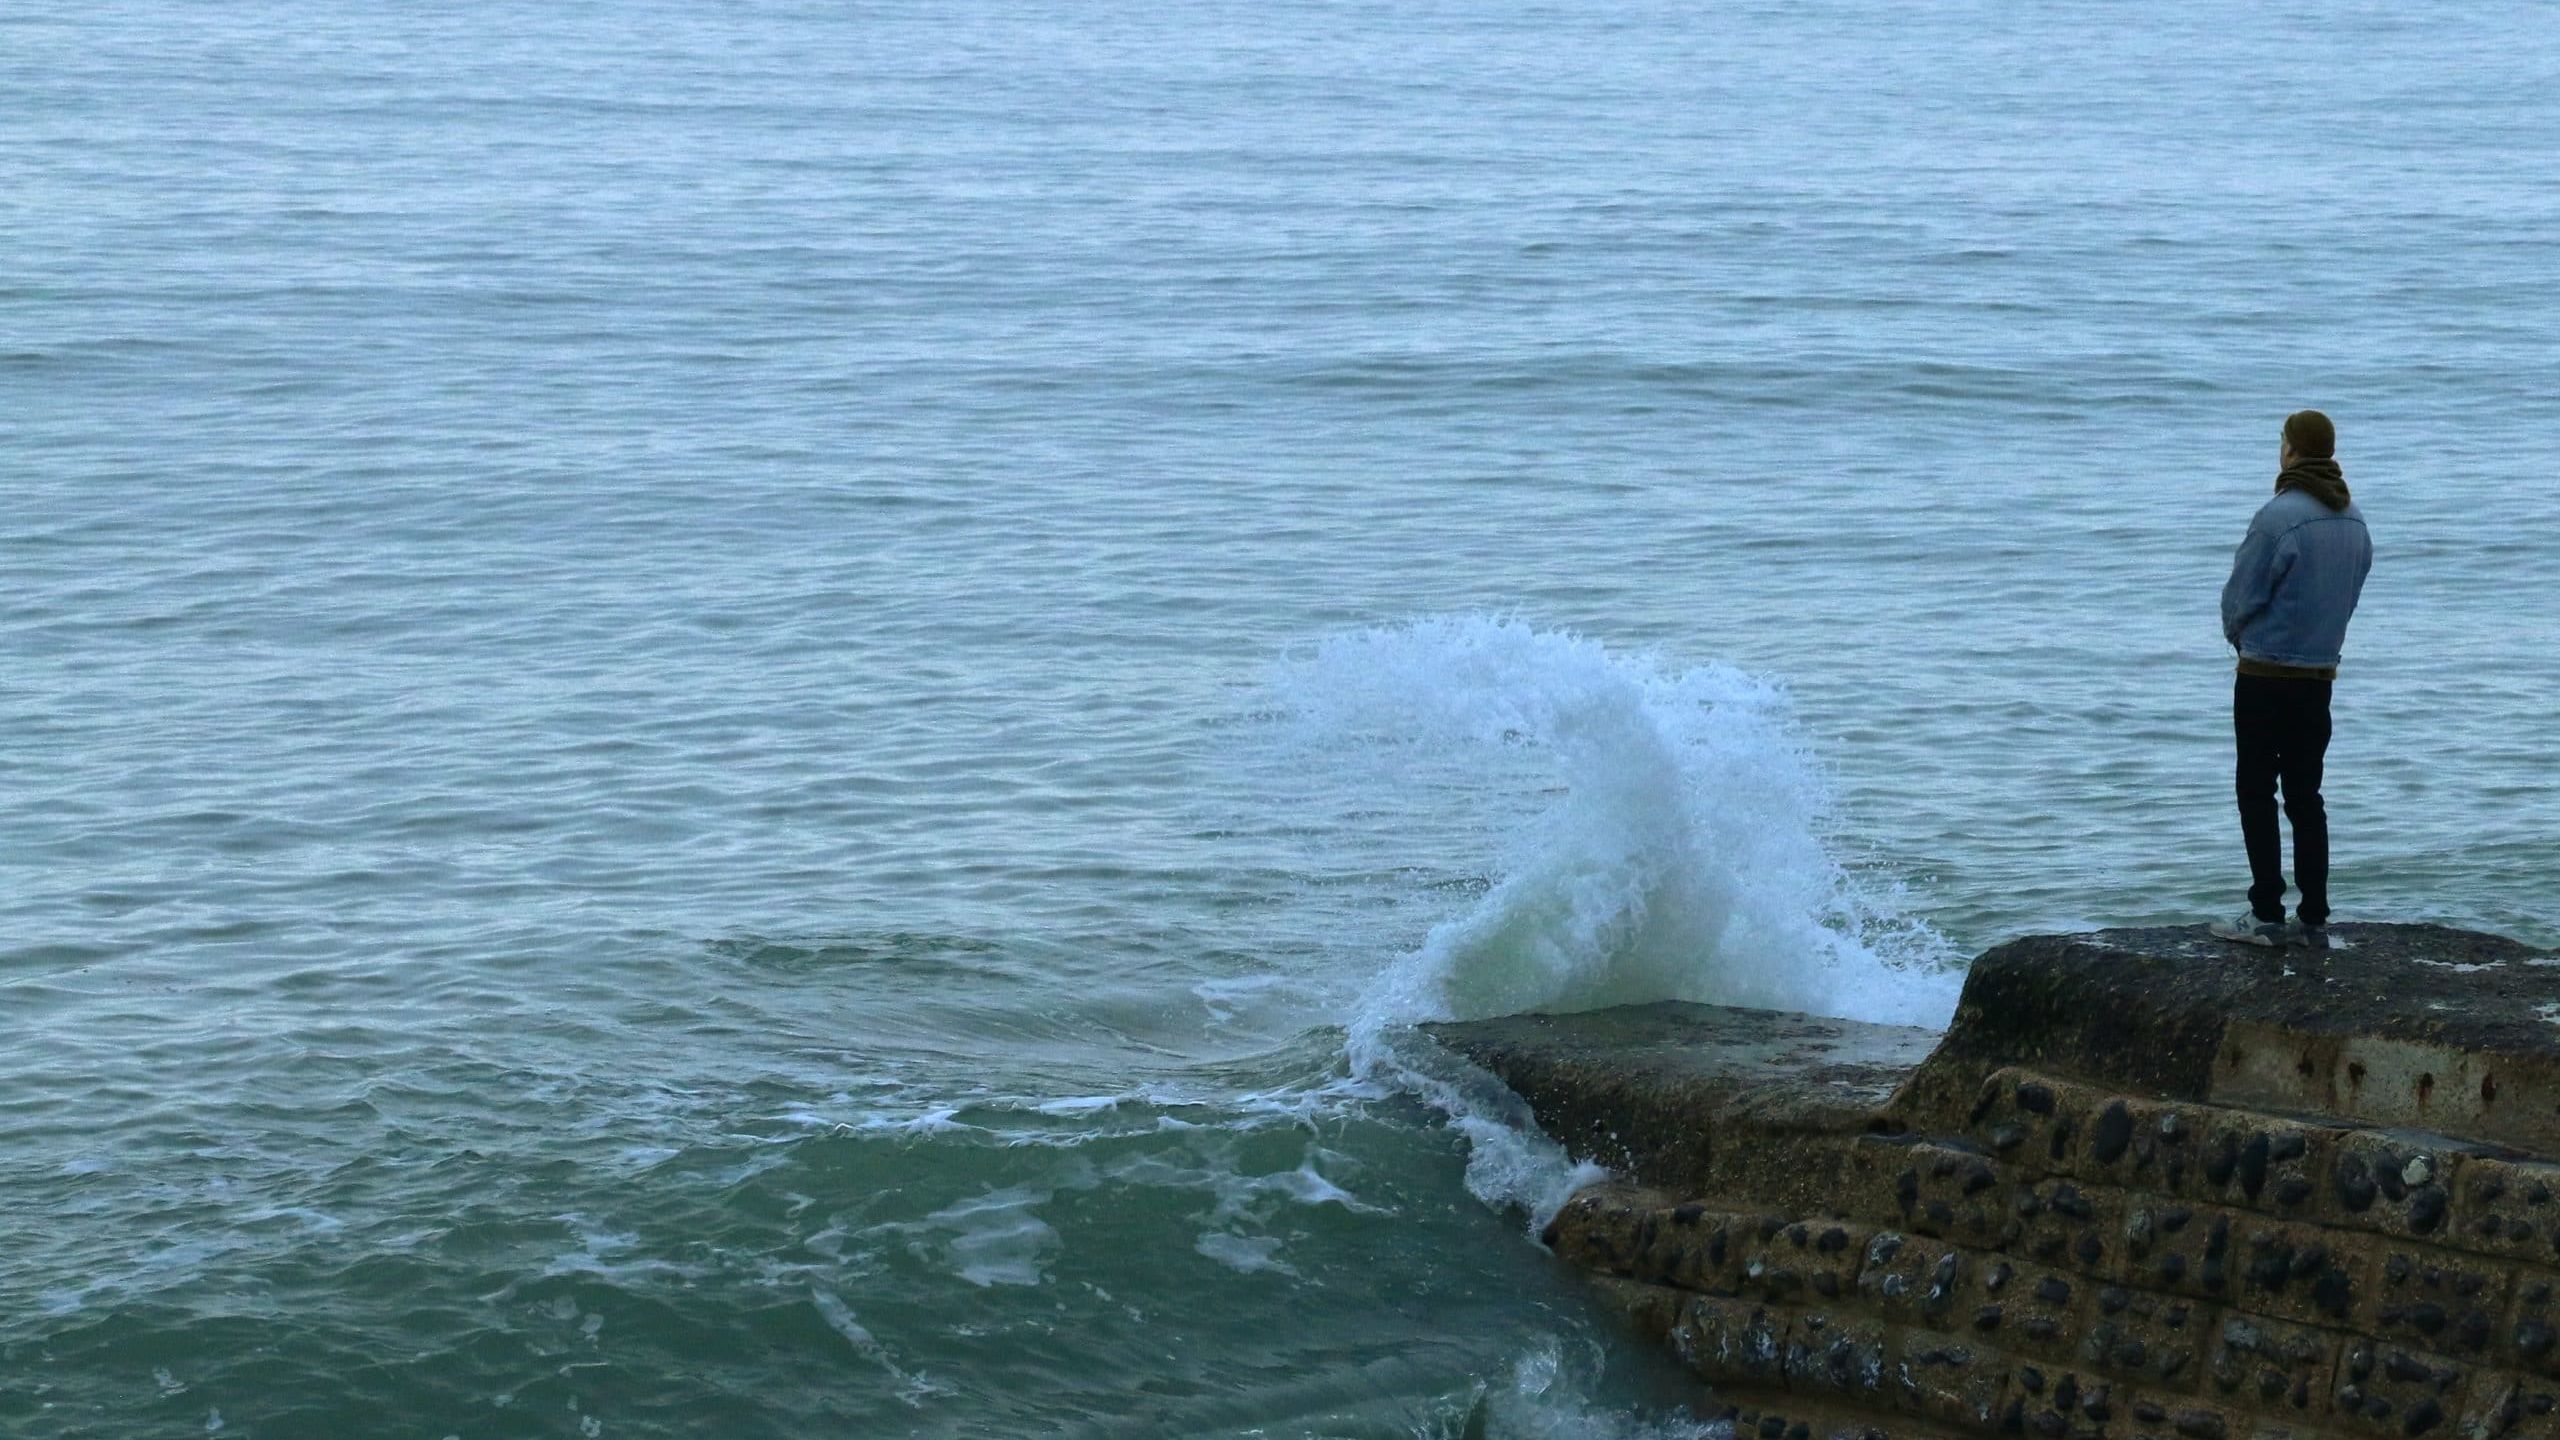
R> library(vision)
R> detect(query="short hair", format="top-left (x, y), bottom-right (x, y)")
top-left (2283, 409), bottom-right (2336, 460)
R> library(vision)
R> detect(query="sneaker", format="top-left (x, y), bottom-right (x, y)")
top-left (2210, 912), bottom-right (2288, 948)
top-left (2291, 921), bottom-right (2331, 952)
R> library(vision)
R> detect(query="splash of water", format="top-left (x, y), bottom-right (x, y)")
top-left (1273, 616), bottom-right (1960, 1034)
top-left (1468, 1339), bottom-right (1728, 1440)
top-left (1261, 616), bottom-right (1963, 1220)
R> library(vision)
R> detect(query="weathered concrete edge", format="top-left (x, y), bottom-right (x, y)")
top-left (1915, 925), bottom-right (2560, 1158)
top-left (1424, 1002), bottom-right (1940, 1193)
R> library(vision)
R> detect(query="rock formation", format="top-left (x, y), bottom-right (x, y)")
top-left (1429, 924), bottom-right (2560, 1440)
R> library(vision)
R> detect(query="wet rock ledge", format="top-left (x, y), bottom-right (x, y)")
top-left (1428, 924), bottom-right (2560, 1440)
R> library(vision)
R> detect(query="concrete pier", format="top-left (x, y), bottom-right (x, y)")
top-left (1430, 924), bottom-right (2560, 1440)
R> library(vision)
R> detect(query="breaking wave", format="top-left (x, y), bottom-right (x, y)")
top-left (1271, 615), bottom-right (1961, 1034)
top-left (1258, 616), bottom-right (1964, 1222)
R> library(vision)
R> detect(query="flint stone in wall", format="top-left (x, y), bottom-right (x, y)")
top-left (1886, 1329), bottom-right (2009, 1430)
top-left (2015, 1176), bottom-right (2123, 1282)
top-left (2451, 1157), bottom-right (2560, 1270)
top-left (1786, 1311), bottom-right (1894, 1403)
top-left (1969, 1069), bottom-right (2200, 1193)
top-left (2328, 1133), bottom-right (2467, 1248)
top-left (2371, 1244), bottom-right (2511, 1359)
top-left (2188, 1113), bottom-right (2336, 1218)
top-left (1722, 1215), bottom-right (1873, 1303)
top-left (2205, 1313), bottom-right (2336, 1417)
top-left (1674, 1294), bottom-right (1790, 1388)
top-left (2005, 1367), bottom-right (2121, 1440)
top-left (1540, 1183), bottom-right (1670, 1281)
top-left (1545, 1188), bottom-right (1879, 1305)
top-left (2334, 1338), bottom-right (2468, 1438)
top-left (1857, 1232), bottom-right (1971, 1332)
top-left (2082, 1384), bottom-right (2238, 1440)
top-left (2077, 1286), bottom-right (2207, 1393)
top-left (1853, 1230), bottom-right (2086, 1367)
top-left (2459, 1371), bottom-right (2560, 1440)
top-left (2227, 1216), bottom-right (2371, 1330)
top-left (2501, 1276), bottom-right (2560, 1381)
top-left (1844, 1137), bottom-right (2019, 1249)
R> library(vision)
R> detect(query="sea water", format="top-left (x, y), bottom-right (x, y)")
top-left (6, 1), bottom-right (2559, 1434)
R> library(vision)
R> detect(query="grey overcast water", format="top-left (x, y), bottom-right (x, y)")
top-left (6, 1), bottom-right (2559, 1435)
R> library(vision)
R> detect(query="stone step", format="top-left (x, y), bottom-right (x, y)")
top-left (1427, 922), bottom-right (2560, 1440)
top-left (1926, 925), bottom-right (2560, 1157)
top-left (1560, 1187), bottom-right (2552, 1440)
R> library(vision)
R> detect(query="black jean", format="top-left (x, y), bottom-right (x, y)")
top-left (2234, 673), bottom-right (2334, 925)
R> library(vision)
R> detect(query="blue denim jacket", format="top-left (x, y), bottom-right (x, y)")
top-left (2221, 488), bottom-right (2372, 668)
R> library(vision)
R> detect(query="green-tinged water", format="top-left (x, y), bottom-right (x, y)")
top-left (7, 947), bottom-right (1710, 1435)
top-left (8, 0), bottom-right (2560, 1434)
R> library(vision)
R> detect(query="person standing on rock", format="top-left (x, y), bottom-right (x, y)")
top-left (2211, 409), bottom-right (2373, 953)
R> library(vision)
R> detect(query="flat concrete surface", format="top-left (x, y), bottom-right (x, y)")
top-left (1428, 923), bottom-right (2560, 1169)
top-left (1428, 1001), bottom-right (1941, 1109)
top-left (1943, 923), bottom-right (2550, 1071)
top-left (1937, 922), bottom-right (2560, 1152)
top-left (1425, 1002), bottom-right (1943, 1187)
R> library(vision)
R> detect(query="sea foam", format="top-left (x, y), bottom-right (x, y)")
top-left (1272, 615), bottom-right (1961, 1034)
top-left (1262, 616), bottom-right (1963, 1221)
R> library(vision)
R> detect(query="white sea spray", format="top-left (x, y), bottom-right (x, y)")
top-left (1261, 616), bottom-right (1963, 1224)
